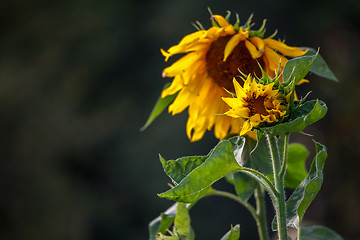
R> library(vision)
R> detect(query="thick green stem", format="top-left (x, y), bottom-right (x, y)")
top-left (254, 186), bottom-right (269, 240)
top-left (266, 134), bottom-right (288, 240)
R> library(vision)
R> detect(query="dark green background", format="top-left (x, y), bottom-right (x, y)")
top-left (0, 0), bottom-right (359, 239)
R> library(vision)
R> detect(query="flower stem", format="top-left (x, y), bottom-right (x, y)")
top-left (254, 186), bottom-right (269, 240)
top-left (266, 134), bottom-right (288, 240)
top-left (212, 189), bottom-right (272, 240)
top-left (279, 134), bottom-right (289, 178)
top-left (211, 189), bottom-right (258, 221)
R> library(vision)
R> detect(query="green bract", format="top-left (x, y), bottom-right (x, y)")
top-left (220, 225), bottom-right (240, 240)
top-left (261, 100), bottom-right (327, 136)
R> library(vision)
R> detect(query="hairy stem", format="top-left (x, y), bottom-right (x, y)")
top-left (254, 186), bottom-right (269, 240)
top-left (266, 134), bottom-right (288, 240)
top-left (279, 134), bottom-right (290, 178)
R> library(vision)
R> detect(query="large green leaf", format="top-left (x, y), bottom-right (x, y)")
top-left (283, 52), bottom-right (318, 85)
top-left (300, 225), bottom-right (343, 240)
top-left (160, 155), bottom-right (208, 184)
top-left (220, 224), bottom-right (240, 240)
top-left (284, 143), bottom-right (309, 189)
top-left (261, 100), bottom-right (327, 136)
top-left (284, 142), bottom-right (327, 229)
top-left (302, 47), bottom-right (338, 82)
top-left (149, 203), bottom-right (177, 240)
top-left (158, 137), bottom-right (245, 203)
top-left (141, 83), bottom-right (178, 131)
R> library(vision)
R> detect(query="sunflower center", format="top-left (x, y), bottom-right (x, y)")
top-left (248, 95), bottom-right (269, 116)
top-left (206, 36), bottom-right (264, 92)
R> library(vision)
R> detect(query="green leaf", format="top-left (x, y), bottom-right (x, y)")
top-left (261, 100), bottom-right (327, 136)
top-left (283, 52), bottom-right (318, 85)
top-left (220, 224), bottom-right (240, 240)
top-left (232, 172), bottom-right (258, 202)
top-left (284, 141), bottom-right (327, 229)
top-left (284, 143), bottom-right (309, 189)
top-left (249, 136), bottom-right (272, 174)
top-left (149, 203), bottom-right (177, 240)
top-left (300, 225), bottom-right (343, 240)
top-left (174, 203), bottom-right (191, 236)
top-left (140, 83), bottom-right (178, 131)
top-left (302, 47), bottom-right (338, 82)
top-left (160, 155), bottom-right (208, 184)
top-left (158, 136), bottom-right (244, 203)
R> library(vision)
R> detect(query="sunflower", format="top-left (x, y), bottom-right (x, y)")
top-left (161, 12), bottom-right (307, 141)
top-left (222, 76), bottom-right (287, 136)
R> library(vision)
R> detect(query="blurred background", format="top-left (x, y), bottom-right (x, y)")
top-left (0, 0), bottom-right (359, 239)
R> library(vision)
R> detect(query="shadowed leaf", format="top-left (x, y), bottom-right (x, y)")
top-left (301, 225), bottom-right (343, 240)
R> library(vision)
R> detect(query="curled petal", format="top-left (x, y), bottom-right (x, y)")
top-left (212, 15), bottom-right (230, 27)
top-left (263, 38), bottom-right (308, 57)
top-left (245, 40), bottom-right (263, 59)
top-left (223, 33), bottom-right (247, 61)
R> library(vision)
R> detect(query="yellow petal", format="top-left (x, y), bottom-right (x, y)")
top-left (162, 52), bottom-right (203, 78)
top-left (244, 75), bottom-right (252, 90)
top-left (245, 40), bottom-right (263, 59)
top-left (263, 82), bottom-right (276, 96)
top-left (240, 120), bottom-right (252, 136)
top-left (297, 79), bottom-right (309, 85)
top-left (223, 33), bottom-right (247, 61)
top-left (263, 47), bottom-right (286, 72)
top-left (223, 109), bottom-right (241, 118)
top-left (233, 78), bottom-right (247, 99)
top-left (239, 27), bottom-right (250, 38)
top-left (186, 116), bottom-right (207, 142)
top-left (214, 116), bottom-right (231, 139)
top-left (161, 75), bottom-right (183, 98)
top-left (168, 89), bottom-right (193, 114)
top-left (250, 114), bottom-right (262, 125)
top-left (250, 37), bottom-right (265, 52)
top-left (233, 107), bottom-right (250, 118)
top-left (263, 39), bottom-right (308, 57)
top-left (212, 15), bottom-right (229, 27)
top-left (249, 78), bottom-right (257, 94)
top-left (222, 97), bottom-right (241, 109)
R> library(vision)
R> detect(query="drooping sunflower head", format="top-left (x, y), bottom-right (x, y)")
top-left (222, 75), bottom-right (287, 136)
top-left (161, 10), bottom-right (307, 141)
